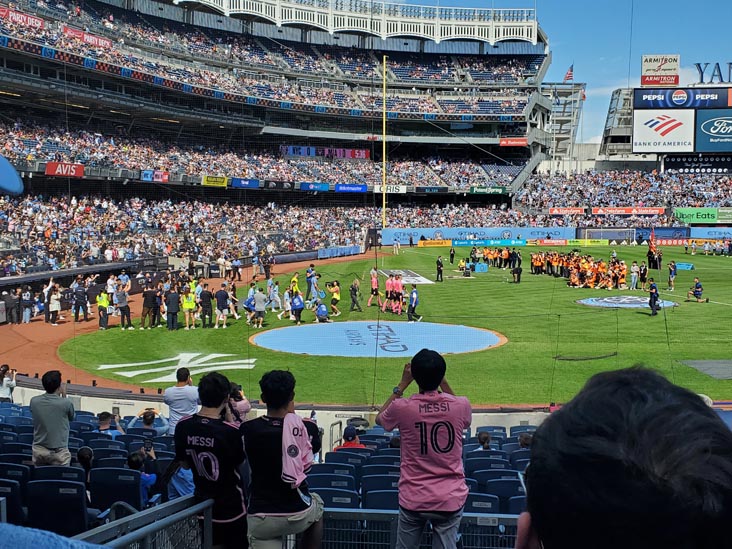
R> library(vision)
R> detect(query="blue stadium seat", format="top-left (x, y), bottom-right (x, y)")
top-left (476, 426), bottom-right (507, 434)
top-left (366, 455), bottom-right (399, 467)
top-left (481, 479), bottom-right (525, 513)
top-left (0, 478), bottom-right (26, 524)
top-left (375, 448), bottom-right (400, 457)
top-left (464, 493), bottom-right (500, 514)
top-left (0, 431), bottom-right (18, 444)
top-left (325, 451), bottom-right (369, 469)
top-left (0, 453), bottom-right (34, 467)
top-left (360, 465), bottom-right (400, 479)
top-left (473, 469), bottom-right (521, 485)
top-left (362, 489), bottom-right (399, 510)
top-left (15, 425), bottom-right (34, 436)
top-left (79, 432), bottom-right (107, 445)
top-left (462, 443), bottom-right (480, 455)
top-left (27, 480), bottom-right (97, 536)
top-left (360, 474), bottom-right (399, 494)
top-left (3, 416), bottom-right (32, 427)
top-left (68, 437), bottom-right (84, 449)
top-left (501, 443), bottom-right (520, 454)
top-left (312, 488), bottom-right (360, 508)
top-left (465, 457), bottom-right (511, 476)
top-left (509, 449), bottom-right (531, 466)
top-left (0, 424), bottom-right (17, 434)
top-left (116, 434), bottom-right (147, 448)
top-left (33, 465), bottom-right (86, 484)
top-left (358, 435), bottom-right (391, 445)
top-left (465, 478), bottom-right (478, 493)
top-left (74, 411), bottom-right (96, 418)
top-left (465, 449), bottom-right (507, 461)
top-left (126, 428), bottom-right (157, 438)
top-left (513, 459), bottom-right (530, 472)
top-left (1, 442), bottom-right (32, 456)
top-left (90, 467), bottom-right (146, 511)
top-left (509, 426), bottom-right (537, 436)
top-left (309, 463), bottom-right (356, 478)
top-left (152, 436), bottom-right (174, 450)
top-left (307, 474), bottom-right (356, 491)
top-left (89, 438), bottom-right (126, 451)
top-left (17, 433), bottom-right (33, 445)
top-left (156, 450), bottom-right (176, 460)
top-left (508, 495), bottom-right (526, 515)
top-left (0, 461), bottom-right (31, 503)
top-left (92, 448), bottom-right (128, 462)
top-left (95, 457), bottom-right (127, 469)
top-left (334, 447), bottom-right (375, 456)
top-left (70, 421), bottom-right (95, 434)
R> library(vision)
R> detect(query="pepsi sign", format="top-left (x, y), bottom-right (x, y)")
top-left (634, 88), bottom-right (732, 109)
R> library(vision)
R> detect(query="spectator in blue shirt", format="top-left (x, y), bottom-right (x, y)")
top-left (127, 448), bottom-right (157, 507)
top-left (165, 462), bottom-right (195, 501)
top-left (126, 409), bottom-right (169, 436)
top-left (291, 290), bottom-right (305, 325)
top-left (93, 412), bottom-right (125, 439)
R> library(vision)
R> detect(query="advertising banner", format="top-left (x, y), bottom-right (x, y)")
top-left (142, 170), bottom-right (169, 182)
top-left (690, 227), bottom-right (732, 239)
top-left (299, 182), bottom-right (330, 192)
top-left (0, 8), bottom-right (44, 28)
top-left (382, 227), bottom-right (576, 245)
top-left (641, 55), bottom-right (680, 87)
top-left (718, 208), bottom-right (732, 223)
top-left (335, 184), bottom-right (367, 193)
top-left (567, 239), bottom-right (611, 246)
top-left (674, 208), bottom-right (718, 224)
top-left (548, 207), bottom-right (586, 215)
top-left (452, 239), bottom-right (526, 247)
top-left (201, 175), bottom-right (228, 187)
top-left (416, 187), bottom-right (449, 194)
top-left (63, 26), bottom-right (112, 49)
top-left (664, 154), bottom-right (732, 173)
top-left (374, 185), bottom-right (408, 194)
top-left (528, 239), bottom-right (568, 246)
top-left (695, 109), bottom-right (732, 152)
top-left (417, 240), bottom-right (453, 247)
top-left (44, 162), bottom-right (84, 178)
top-left (499, 137), bottom-right (528, 147)
top-left (633, 88), bottom-right (732, 110)
top-left (632, 109), bottom-right (695, 153)
top-left (262, 180), bottom-right (293, 190)
top-left (230, 178), bottom-right (259, 189)
top-left (591, 207), bottom-right (666, 215)
top-left (469, 186), bottom-right (508, 195)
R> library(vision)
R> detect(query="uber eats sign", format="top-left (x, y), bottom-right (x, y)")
top-left (674, 207), bottom-right (732, 224)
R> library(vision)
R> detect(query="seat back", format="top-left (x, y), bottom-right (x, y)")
top-left (473, 469), bottom-right (521, 485)
top-left (482, 479), bottom-right (525, 513)
top-left (0, 431), bottom-right (18, 444)
top-left (308, 463), bottom-right (356, 478)
top-left (501, 443), bottom-right (520, 454)
top-left (375, 448), bottom-right (400, 457)
top-left (90, 467), bottom-right (143, 511)
top-left (360, 474), bottom-right (399, 494)
top-left (465, 493), bottom-right (500, 514)
top-left (362, 489), bottom-right (399, 510)
top-left (366, 455), bottom-right (400, 467)
top-left (0, 478), bottom-right (25, 524)
top-left (1, 442), bottom-right (33, 455)
top-left (509, 425), bottom-right (537, 436)
top-left (508, 495), bottom-right (526, 515)
top-left (89, 438), bottom-right (126, 451)
top-left (312, 488), bottom-right (359, 508)
top-left (116, 434), bottom-right (147, 449)
top-left (360, 464), bottom-right (400, 479)
top-left (92, 448), bottom-right (128, 461)
top-left (0, 461), bottom-right (31, 503)
top-left (96, 457), bottom-right (128, 469)
top-left (0, 453), bottom-right (34, 466)
top-left (126, 428), bottom-right (157, 438)
top-left (465, 457), bottom-right (511, 476)
top-left (306, 473), bottom-right (356, 491)
top-left (510, 449), bottom-right (531, 465)
top-left (27, 480), bottom-right (90, 536)
top-left (33, 465), bottom-right (86, 484)
top-left (70, 422), bottom-right (95, 434)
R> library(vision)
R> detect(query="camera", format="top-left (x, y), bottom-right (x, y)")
top-left (143, 439), bottom-right (153, 452)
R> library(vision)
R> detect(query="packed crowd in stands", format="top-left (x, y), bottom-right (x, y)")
top-left (0, 121), bottom-right (526, 187)
top-left (517, 171), bottom-right (732, 209)
top-left (0, 2), bottom-right (543, 114)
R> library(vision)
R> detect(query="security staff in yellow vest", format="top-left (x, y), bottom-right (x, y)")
top-left (96, 291), bottom-right (110, 330)
top-left (181, 286), bottom-right (197, 330)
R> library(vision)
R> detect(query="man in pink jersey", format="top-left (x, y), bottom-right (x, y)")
top-left (382, 274), bottom-right (394, 313)
top-left (376, 349), bottom-right (472, 549)
top-left (367, 270), bottom-right (382, 308)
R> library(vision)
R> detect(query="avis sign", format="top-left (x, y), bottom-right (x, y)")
top-left (98, 353), bottom-right (257, 383)
top-left (44, 162), bottom-right (85, 178)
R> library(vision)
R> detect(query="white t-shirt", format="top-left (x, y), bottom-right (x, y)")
top-left (164, 385), bottom-right (200, 434)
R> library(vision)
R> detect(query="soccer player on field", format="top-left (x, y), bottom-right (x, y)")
top-left (382, 274), bottom-right (394, 313)
top-left (367, 269), bottom-right (383, 308)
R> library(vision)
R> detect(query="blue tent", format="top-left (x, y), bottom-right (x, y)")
top-left (0, 156), bottom-right (24, 195)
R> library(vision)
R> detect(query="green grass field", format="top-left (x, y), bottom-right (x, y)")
top-left (59, 246), bottom-right (732, 406)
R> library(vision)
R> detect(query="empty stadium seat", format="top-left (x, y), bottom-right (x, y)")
top-left (70, 421), bottom-right (95, 434)
top-left (33, 465), bottom-right (86, 484)
top-left (89, 438), bottom-right (126, 451)
top-left (126, 428), bottom-right (157, 438)
top-left (0, 431), bottom-right (18, 444)
top-left (0, 461), bottom-right (31, 503)
top-left (116, 434), bottom-right (148, 449)
top-left (95, 457), bottom-right (127, 469)
top-left (362, 489), bottom-right (399, 510)
top-left (366, 455), bottom-right (399, 467)
top-left (325, 451), bottom-right (369, 470)
top-left (509, 449), bottom-right (531, 465)
top-left (307, 474), bottom-right (356, 491)
top-left (375, 448), bottom-right (400, 457)
top-left (472, 469), bottom-right (521, 486)
top-left (92, 448), bottom-right (128, 463)
top-left (309, 463), bottom-right (356, 478)
top-left (508, 495), bottom-right (526, 515)
top-left (90, 468), bottom-right (147, 511)
top-left (68, 437), bottom-right (84, 449)
top-left (0, 453), bottom-right (34, 467)
top-left (509, 426), bottom-right (537, 436)
top-left (513, 459), bottom-right (530, 472)
top-left (465, 457), bottom-right (511, 476)
top-left (481, 479), bottom-right (525, 513)
top-left (501, 443), bottom-right (520, 454)
top-left (1, 442), bottom-right (33, 456)
top-left (0, 478), bottom-right (26, 524)
top-left (464, 493), bottom-right (500, 514)
top-left (476, 426), bottom-right (507, 434)
top-left (360, 465), bottom-right (400, 479)
top-left (465, 478), bottom-right (478, 493)
top-left (312, 488), bottom-right (359, 509)
top-left (17, 433), bottom-right (33, 445)
top-left (360, 474), bottom-right (399, 494)
top-left (27, 480), bottom-right (98, 536)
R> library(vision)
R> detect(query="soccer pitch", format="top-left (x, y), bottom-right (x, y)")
top-left (59, 246), bottom-right (732, 406)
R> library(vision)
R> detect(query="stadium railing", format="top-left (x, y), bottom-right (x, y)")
top-left (73, 494), bottom-right (214, 548)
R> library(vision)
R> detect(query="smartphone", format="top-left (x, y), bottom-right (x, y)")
top-left (112, 406), bottom-right (120, 417)
top-left (143, 439), bottom-right (153, 452)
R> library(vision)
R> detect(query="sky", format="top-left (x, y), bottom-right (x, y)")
top-left (410, 0), bottom-right (731, 142)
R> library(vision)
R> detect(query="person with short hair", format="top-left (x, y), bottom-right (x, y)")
top-left (114, 283), bottom-right (133, 330)
top-left (687, 277), bottom-right (709, 303)
top-left (30, 370), bottom-right (74, 466)
top-left (349, 279), bottom-right (363, 312)
top-left (407, 284), bottom-right (422, 323)
top-left (163, 368), bottom-right (200, 436)
top-left (175, 372), bottom-right (247, 549)
top-left (253, 287), bottom-right (267, 328)
top-left (515, 367), bottom-right (732, 549)
top-left (198, 283), bottom-right (214, 328)
top-left (376, 349), bottom-right (472, 549)
top-left (647, 277), bottom-right (659, 316)
top-left (214, 283), bottom-right (230, 329)
top-left (164, 284), bottom-right (180, 331)
top-left (241, 370), bottom-right (323, 549)
top-left (93, 412), bottom-right (125, 439)
top-left (518, 432), bottom-right (532, 449)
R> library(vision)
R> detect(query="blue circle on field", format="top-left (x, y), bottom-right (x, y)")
top-left (250, 321), bottom-right (506, 358)
top-left (577, 295), bottom-right (678, 309)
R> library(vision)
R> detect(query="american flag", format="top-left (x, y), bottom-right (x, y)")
top-left (563, 64), bottom-right (574, 83)
top-left (648, 228), bottom-right (657, 254)
top-left (580, 89), bottom-right (586, 101)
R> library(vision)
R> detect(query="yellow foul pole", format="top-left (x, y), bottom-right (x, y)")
top-left (382, 54), bottom-right (387, 229)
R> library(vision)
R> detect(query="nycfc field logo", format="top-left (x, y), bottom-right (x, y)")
top-left (577, 296), bottom-right (678, 309)
top-left (98, 353), bottom-right (256, 383)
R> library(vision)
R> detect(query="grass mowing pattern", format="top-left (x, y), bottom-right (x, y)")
top-left (58, 246), bottom-right (732, 405)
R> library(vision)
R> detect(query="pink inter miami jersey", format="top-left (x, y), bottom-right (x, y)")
top-left (379, 391), bottom-right (472, 512)
top-left (385, 277), bottom-right (394, 293)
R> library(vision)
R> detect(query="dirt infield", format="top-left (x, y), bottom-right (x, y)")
top-left (0, 251), bottom-right (383, 393)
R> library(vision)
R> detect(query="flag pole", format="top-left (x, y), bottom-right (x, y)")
top-left (382, 54), bottom-right (387, 229)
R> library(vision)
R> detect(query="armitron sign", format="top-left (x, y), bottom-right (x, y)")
top-left (44, 162), bottom-right (85, 178)
top-left (641, 55), bottom-right (680, 87)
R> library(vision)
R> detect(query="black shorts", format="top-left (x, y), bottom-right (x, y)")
top-left (331, 298), bottom-right (339, 306)
top-left (207, 516), bottom-right (247, 549)
top-left (371, 288), bottom-right (379, 296)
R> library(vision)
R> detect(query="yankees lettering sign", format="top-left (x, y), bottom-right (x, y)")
top-left (44, 162), bottom-right (85, 178)
top-left (641, 55), bottom-right (680, 87)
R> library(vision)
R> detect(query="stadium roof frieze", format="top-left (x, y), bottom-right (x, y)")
top-left (175, 0), bottom-right (543, 45)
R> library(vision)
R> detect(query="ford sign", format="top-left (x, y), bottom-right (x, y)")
top-left (701, 117), bottom-right (732, 136)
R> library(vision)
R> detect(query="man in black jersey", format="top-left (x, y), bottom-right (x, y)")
top-left (175, 372), bottom-right (247, 549)
top-left (241, 370), bottom-right (323, 549)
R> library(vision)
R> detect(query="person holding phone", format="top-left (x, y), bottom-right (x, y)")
top-left (30, 371), bottom-right (74, 466)
top-left (0, 365), bottom-right (16, 403)
top-left (128, 447), bottom-right (157, 507)
top-left (93, 412), bottom-right (125, 440)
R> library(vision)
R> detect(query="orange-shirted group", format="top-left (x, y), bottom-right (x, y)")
top-left (530, 251), bottom-right (630, 290)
